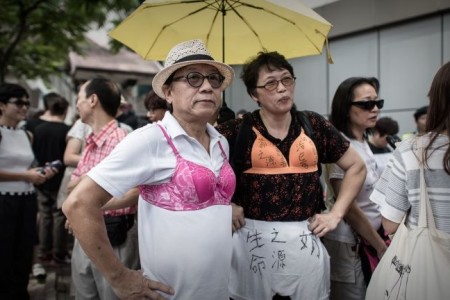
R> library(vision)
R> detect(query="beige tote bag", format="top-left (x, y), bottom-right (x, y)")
top-left (366, 143), bottom-right (450, 300)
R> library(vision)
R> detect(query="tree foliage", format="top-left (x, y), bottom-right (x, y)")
top-left (0, 0), bottom-right (141, 83)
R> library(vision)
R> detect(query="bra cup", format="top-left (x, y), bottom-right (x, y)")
top-left (251, 130), bottom-right (288, 169)
top-left (217, 163), bottom-right (237, 199)
top-left (289, 132), bottom-right (318, 171)
top-left (190, 162), bottom-right (216, 203)
top-left (191, 160), bottom-right (236, 203)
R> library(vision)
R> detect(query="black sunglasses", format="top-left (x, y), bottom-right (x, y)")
top-left (8, 99), bottom-right (31, 108)
top-left (350, 99), bottom-right (384, 110)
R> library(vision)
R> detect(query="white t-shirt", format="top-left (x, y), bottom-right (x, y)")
top-left (373, 152), bottom-right (393, 177)
top-left (371, 133), bottom-right (450, 235)
top-left (326, 137), bottom-right (381, 244)
top-left (0, 126), bottom-right (35, 194)
top-left (88, 113), bottom-right (233, 299)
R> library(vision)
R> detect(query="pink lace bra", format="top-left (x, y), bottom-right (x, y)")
top-left (139, 124), bottom-right (236, 211)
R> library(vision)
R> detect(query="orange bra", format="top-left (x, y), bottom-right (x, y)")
top-left (244, 127), bottom-right (318, 175)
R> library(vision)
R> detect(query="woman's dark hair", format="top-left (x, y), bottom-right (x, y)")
top-left (84, 78), bottom-right (122, 118)
top-left (43, 92), bottom-right (69, 116)
top-left (425, 61), bottom-right (450, 174)
top-left (240, 51), bottom-right (294, 97)
top-left (0, 83), bottom-right (29, 103)
top-left (144, 90), bottom-right (168, 111)
top-left (329, 77), bottom-right (380, 139)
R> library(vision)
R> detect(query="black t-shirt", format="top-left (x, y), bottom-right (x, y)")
top-left (30, 120), bottom-right (70, 191)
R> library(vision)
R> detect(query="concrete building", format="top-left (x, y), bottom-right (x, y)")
top-left (225, 0), bottom-right (450, 136)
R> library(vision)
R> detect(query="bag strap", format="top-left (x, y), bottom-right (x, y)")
top-left (297, 110), bottom-right (322, 176)
top-left (231, 112), bottom-right (253, 174)
top-left (417, 137), bottom-right (437, 229)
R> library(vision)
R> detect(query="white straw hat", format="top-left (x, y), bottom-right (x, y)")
top-left (152, 39), bottom-right (234, 99)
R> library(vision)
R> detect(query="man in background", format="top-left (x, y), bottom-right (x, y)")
top-left (67, 78), bottom-right (139, 300)
top-left (401, 105), bottom-right (428, 140)
top-left (368, 116), bottom-right (400, 176)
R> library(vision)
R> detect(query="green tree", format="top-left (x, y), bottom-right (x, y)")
top-left (0, 0), bottom-right (140, 83)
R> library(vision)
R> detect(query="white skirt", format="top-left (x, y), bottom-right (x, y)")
top-left (230, 218), bottom-right (330, 300)
top-left (138, 201), bottom-right (232, 300)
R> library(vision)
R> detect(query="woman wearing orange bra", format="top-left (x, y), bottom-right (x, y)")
top-left (216, 51), bottom-right (367, 300)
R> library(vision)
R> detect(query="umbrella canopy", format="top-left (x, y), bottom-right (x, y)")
top-left (109, 0), bottom-right (333, 65)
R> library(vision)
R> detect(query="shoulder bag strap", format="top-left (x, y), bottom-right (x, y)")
top-left (417, 137), bottom-right (437, 229)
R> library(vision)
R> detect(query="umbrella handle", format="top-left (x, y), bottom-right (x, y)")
top-left (315, 29), bottom-right (333, 64)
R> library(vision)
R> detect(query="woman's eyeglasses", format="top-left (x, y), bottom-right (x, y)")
top-left (350, 99), bottom-right (384, 111)
top-left (255, 76), bottom-right (296, 92)
top-left (172, 72), bottom-right (224, 89)
top-left (8, 99), bottom-right (31, 108)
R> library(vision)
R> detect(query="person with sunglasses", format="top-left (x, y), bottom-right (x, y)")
top-left (63, 40), bottom-right (236, 299)
top-left (323, 77), bottom-right (388, 300)
top-left (0, 83), bottom-right (57, 299)
top-left (216, 51), bottom-right (367, 300)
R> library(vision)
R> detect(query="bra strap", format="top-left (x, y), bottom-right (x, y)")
top-left (217, 141), bottom-right (228, 160)
top-left (157, 124), bottom-right (180, 156)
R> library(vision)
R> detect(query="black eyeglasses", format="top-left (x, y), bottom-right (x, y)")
top-left (255, 76), bottom-right (296, 91)
top-left (351, 99), bottom-right (384, 110)
top-left (8, 99), bottom-right (31, 108)
top-left (172, 72), bottom-right (224, 89)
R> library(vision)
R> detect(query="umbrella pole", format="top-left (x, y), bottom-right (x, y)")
top-left (220, 1), bottom-right (227, 107)
top-left (221, 0), bottom-right (225, 63)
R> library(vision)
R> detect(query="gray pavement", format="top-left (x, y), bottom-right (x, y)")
top-left (28, 263), bottom-right (74, 300)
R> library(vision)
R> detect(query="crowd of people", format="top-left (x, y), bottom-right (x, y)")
top-left (1, 39), bottom-right (448, 300)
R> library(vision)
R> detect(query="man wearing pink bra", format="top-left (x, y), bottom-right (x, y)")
top-left (216, 51), bottom-right (367, 300)
top-left (63, 39), bottom-right (236, 299)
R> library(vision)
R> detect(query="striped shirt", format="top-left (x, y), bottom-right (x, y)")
top-left (72, 120), bottom-right (135, 216)
top-left (370, 133), bottom-right (450, 235)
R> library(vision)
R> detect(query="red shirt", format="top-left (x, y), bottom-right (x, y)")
top-left (72, 120), bottom-right (136, 216)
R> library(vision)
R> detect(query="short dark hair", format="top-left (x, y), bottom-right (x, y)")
top-left (413, 105), bottom-right (428, 121)
top-left (84, 78), bottom-right (121, 117)
top-left (43, 92), bottom-right (69, 116)
top-left (143, 90), bottom-right (168, 111)
top-left (241, 51), bottom-right (294, 97)
top-left (374, 117), bottom-right (399, 136)
top-left (0, 83), bottom-right (29, 103)
top-left (329, 77), bottom-right (380, 139)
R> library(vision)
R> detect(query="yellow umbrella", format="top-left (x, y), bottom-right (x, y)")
top-left (109, 0), bottom-right (333, 64)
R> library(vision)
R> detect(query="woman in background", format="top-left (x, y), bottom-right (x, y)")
top-left (0, 83), bottom-right (55, 299)
top-left (371, 62), bottom-right (450, 236)
top-left (324, 77), bottom-right (388, 300)
top-left (144, 90), bottom-right (169, 123)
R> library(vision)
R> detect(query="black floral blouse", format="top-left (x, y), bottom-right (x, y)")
top-left (216, 109), bottom-right (349, 222)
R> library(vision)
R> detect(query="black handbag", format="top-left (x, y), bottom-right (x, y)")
top-left (104, 214), bottom-right (134, 247)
